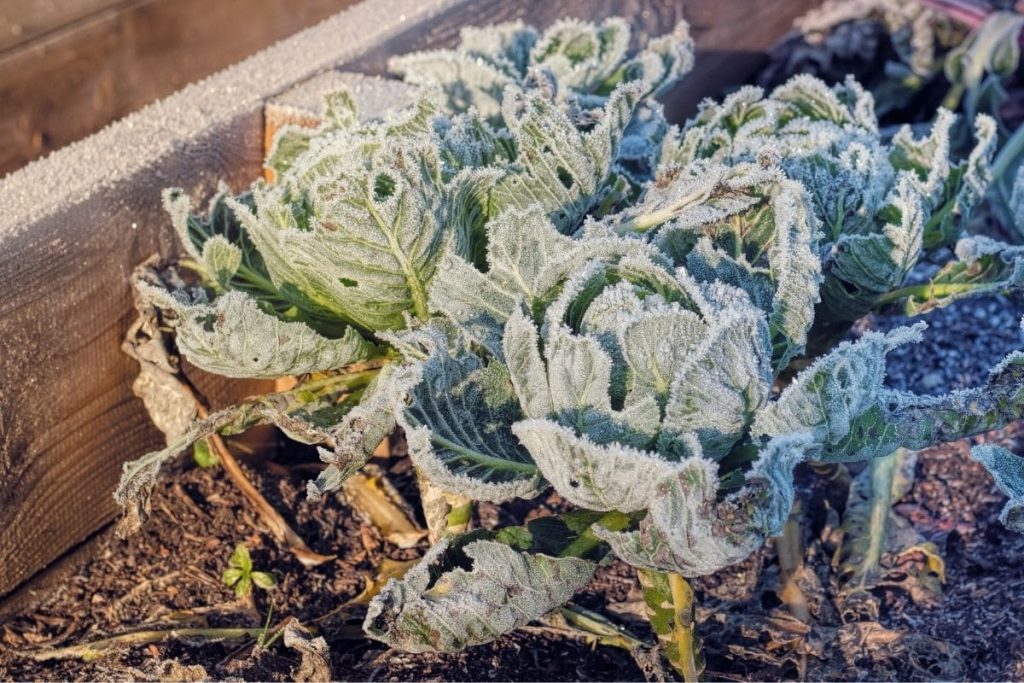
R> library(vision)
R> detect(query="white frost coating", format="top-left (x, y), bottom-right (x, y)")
top-left (971, 445), bottom-right (1024, 533)
top-left (0, 0), bottom-right (467, 238)
top-left (595, 433), bottom-right (815, 577)
top-left (365, 538), bottom-right (596, 652)
top-left (751, 325), bottom-right (925, 442)
top-left (137, 284), bottom-right (375, 379)
top-left (391, 327), bottom-right (544, 503)
top-left (512, 419), bottom-right (696, 513)
top-left (390, 16), bottom-right (694, 118)
top-left (662, 300), bottom-right (773, 458)
top-left (429, 206), bottom-right (572, 355)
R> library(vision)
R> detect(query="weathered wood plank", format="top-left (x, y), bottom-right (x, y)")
top-left (0, 0), bottom-right (124, 53)
top-left (0, 0), bottom-right (361, 176)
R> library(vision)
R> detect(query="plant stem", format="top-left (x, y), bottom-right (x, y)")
top-left (667, 574), bottom-right (701, 683)
top-left (558, 510), bottom-right (632, 559)
top-left (875, 281), bottom-right (981, 307)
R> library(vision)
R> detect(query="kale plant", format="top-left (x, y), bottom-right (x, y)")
top-left (116, 16), bottom-right (1024, 677)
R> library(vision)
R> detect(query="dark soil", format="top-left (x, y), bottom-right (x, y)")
top-left (1, 310), bottom-right (1022, 682)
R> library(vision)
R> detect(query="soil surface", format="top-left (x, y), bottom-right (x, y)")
top-left (1, 292), bottom-right (1022, 682)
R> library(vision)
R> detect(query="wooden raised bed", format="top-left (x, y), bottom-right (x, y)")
top-left (0, 0), bottom-right (821, 601)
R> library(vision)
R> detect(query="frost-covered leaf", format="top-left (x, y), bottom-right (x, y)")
top-left (389, 18), bottom-right (694, 118)
top-left (489, 83), bottom-right (642, 233)
top-left (594, 433), bottom-right (814, 577)
top-left (200, 236), bottom-right (242, 288)
top-left (887, 235), bottom-right (1024, 315)
top-left (364, 536), bottom-right (595, 652)
top-left (229, 92), bottom-right (490, 332)
top-left (661, 297), bottom-right (773, 458)
top-left (614, 162), bottom-right (821, 368)
top-left (819, 177), bottom-right (924, 323)
top-left (136, 282), bottom-right (376, 379)
top-left (531, 18), bottom-right (630, 93)
top-left (512, 420), bottom-right (688, 513)
top-left (390, 327), bottom-right (543, 503)
top-left (752, 325), bottom-right (924, 445)
top-left (663, 74), bottom-right (996, 325)
top-left (429, 206), bottom-right (572, 355)
top-left (757, 324), bottom-right (1024, 463)
top-left (971, 444), bottom-right (1024, 533)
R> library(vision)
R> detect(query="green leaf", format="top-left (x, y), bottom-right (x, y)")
top-left (192, 438), bottom-right (219, 469)
top-left (531, 18), bottom-right (631, 93)
top-left (234, 575), bottom-right (253, 599)
top-left (222, 567), bottom-right (244, 586)
top-left (308, 365), bottom-right (403, 501)
top-left (388, 18), bottom-right (693, 116)
top-left (250, 571), bottom-right (277, 590)
top-left (229, 543), bottom-right (252, 572)
top-left (882, 236), bottom-right (1024, 316)
top-left (819, 178), bottom-right (924, 323)
top-left (752, 325), bottom-right (923, 445)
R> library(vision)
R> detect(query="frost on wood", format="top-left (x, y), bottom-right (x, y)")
top-left (389, 17), bottom-right (694, 118)
top-left (364, 537), bottom-right (595, 652)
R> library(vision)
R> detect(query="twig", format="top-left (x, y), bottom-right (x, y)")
top-left (24, 627), bottom-right (273, 661)
top-left (187, 392), bottom-right (334, 568)
top-left (26, 621), bottom-right (365, 662)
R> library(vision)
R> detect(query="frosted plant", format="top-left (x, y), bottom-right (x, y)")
top-left (117, 63), bottom-right (655, 515)
top-left (389, 17), bottom-right (694, 118)
top-left (112, 16), bottom-right (1024, 679)
top-left (655, 74), bottom-right (1023, 333)
top-left (365, 205), bottom-right (1024, 664)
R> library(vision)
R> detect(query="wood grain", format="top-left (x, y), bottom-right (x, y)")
top-left (0, 0), bottom-right (360, 176)
top-left (0, 0), bottom-right (124, 53)
top-left (0, 0), bottom-right (820, 600)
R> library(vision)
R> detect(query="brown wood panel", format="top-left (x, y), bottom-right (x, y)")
top-left (0, 0), bottom-right (360, 176)
top-left (0, 0), bottom-right (125, 53)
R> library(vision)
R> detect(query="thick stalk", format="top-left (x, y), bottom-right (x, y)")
top-left (637, 569), bottom-right (704, 682)
top-left (417, 470), bottom-right (473, 543)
